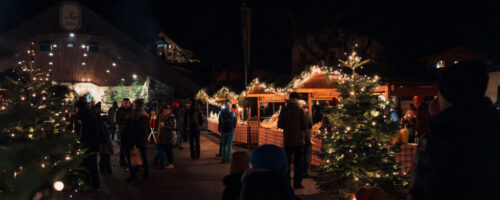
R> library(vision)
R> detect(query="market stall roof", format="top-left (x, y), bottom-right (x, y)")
top-left (0, 3), bottom-right (199, 97)
top-left (289, 66), bottom-right (341, 91)
top-left (386, 82), bottom-right (437, 97)
top-left (244, 79), bottom-right (286, 102)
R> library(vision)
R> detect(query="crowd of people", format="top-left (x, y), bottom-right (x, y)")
top-left (73, 97), bottom-right (205, 188)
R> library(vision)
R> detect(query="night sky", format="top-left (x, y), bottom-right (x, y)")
top-left (0, 0), bottom-right (499, 85)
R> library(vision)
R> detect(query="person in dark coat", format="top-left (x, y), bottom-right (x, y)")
top-left (94, 103), bottom-right (114, 175)
top-left (218, 102), bottom-right (237, 163)
top-left (108, 101), bottom-right (118, 141)
top-left (184, 100), bottom-right (203, 160)
top-left (157, 105), bottom-right (177, 169)
top-left (222, 151), bottom-right (249, 200)
top-left (174, 103), bottom-right (186, 150)
top-left (413, 96), bottom-right (431, 141)
top-left (124, 99), bottom-right (150, 182)
top-left (74, 96), bottom-right (88, 137)
top-left (80, 101), bottom-right (102, 189)
top-left (409, 61), bottom-right (500, 199)
top-left (115, 98), bottom-right (132, 167)
top-left (298, 100), bottom-right (313, 177)
top-left (240, 145), bottom-right (299, 200)
top-left (277, 92), bottom-right (307, 188)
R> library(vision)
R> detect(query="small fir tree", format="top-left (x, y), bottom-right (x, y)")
top-left (131, 80), bottom-right (147, 101)
top-left (313, 52), bottom-right (409, 199)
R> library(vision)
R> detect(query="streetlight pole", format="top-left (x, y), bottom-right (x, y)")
top-left (240, 0), bottom-right (251, 87)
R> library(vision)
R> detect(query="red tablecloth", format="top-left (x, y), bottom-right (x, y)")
top-left (207, 119), bottom-right (220, 135)
top-left (396, 143), bottom-right (418, 174)
top-left (258, 127), bottom-right (284, 147)
top-left (310, 135), bottom-right (324, 166)
top-left (233, 124), bottom-right (248, 143)
top-left (208, 120), bottom-right (257, 144)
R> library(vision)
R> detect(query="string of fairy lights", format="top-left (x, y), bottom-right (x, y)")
top-left (196, 56), bottom-right (368, 107)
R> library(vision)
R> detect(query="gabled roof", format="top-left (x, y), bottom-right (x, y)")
top-left (0, 2), bottom-right (199, 97)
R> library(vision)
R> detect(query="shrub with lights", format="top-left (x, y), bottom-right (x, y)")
top-left (313, 52), bottom-right (409, 199)
top-left (0, 69), bottom-right (84, 199)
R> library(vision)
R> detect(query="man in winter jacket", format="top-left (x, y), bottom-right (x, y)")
top-left (107, 101), bottom-right (118, 140)
top-left (125, 99), bottom-right (150, 182)
top-left (277, 92), bottom-right (307, 188)
top-left (409, 61), bottom-right (500, 199)
top-left (184, 100), bottom-right (204, 159)
top-left (218, 102), bottom-right (237, 163)
top-left (79, 102), bottom-right (102, 189)
top-left (413, 96), bottom-right (431, 141)
top-left (115, 98), bottom-right (132, 167)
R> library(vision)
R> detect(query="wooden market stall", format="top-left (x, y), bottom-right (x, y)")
top-left (196, 87), bottom-right (253, 145)
top-left (289, 66), bottom-right (342, 166)
top-left (244, 79), bottom-right (287, 147)
top-left (386, 82), bottom-right (437, 173)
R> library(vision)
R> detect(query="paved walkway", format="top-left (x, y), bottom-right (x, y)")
top-left (69, 132), bottom-right (324, 200)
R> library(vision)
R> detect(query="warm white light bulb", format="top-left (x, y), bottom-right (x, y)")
top-left (69, 33), bottom-right (75, 38)
top-left (53, 181), bottom-right (64, 191)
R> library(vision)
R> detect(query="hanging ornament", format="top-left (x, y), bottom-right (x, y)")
top-left (370, 110), bottom-right (380, 117)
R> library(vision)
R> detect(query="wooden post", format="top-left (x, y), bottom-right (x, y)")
top-left (272, 103), bottom-right (275, 113)
top-left (206, 99), bottom-right (209, 119)
top-left (308, 93), bottom-right (312, 117)
top-left (385, 84), bottom-right (390, 101)
top-left (257, 98), bottom-right (261, 123)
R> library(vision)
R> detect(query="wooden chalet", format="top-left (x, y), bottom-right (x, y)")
top-left (0, 2), bottom-right (199, 99)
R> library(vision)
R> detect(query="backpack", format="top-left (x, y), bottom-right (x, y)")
top-left (220, 111), bottom-right (234, 134)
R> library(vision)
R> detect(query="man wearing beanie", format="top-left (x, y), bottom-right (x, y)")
top-left (277, 92), bottom-right (308, 189)
top-left (240, 145), bottom-right (299, 200)
top-left (409, 62), bottom-right (500, 199)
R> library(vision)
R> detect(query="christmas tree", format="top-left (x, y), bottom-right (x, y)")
top-left (313, 52), bottom-right (409, 199)
top-left (0, 68), bottom-right (84, 199)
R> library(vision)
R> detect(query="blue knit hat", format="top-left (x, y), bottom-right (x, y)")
top-left (250, 144), bottom-right (289, 176)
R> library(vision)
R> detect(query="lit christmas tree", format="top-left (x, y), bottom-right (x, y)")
top-left (313, 52), bottom-right (409, 199)
top-left (0, 68), bottom-right (84, 199)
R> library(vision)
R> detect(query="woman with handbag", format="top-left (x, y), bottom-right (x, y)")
top-left (125, 99), bottom-right (150, 182)
top-left (157, 105), bottom-right (177, 169)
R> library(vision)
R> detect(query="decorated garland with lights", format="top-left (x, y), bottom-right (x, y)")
top-left (195, 88), bottom-right (216, 105)
top-left (245, 78), bottom-right (288, 94)
top-left (287, 65), bottom-right (342, 90)
top-left (0, 69), bottom-right (84, 199)
top-left (313, 52), bottom-right (409, 199)
top-left (195, 87), bottom-right (238, 106)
